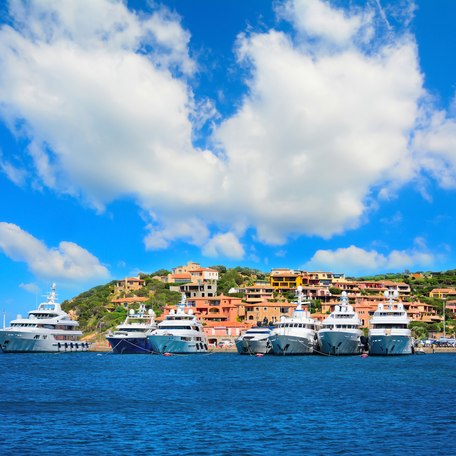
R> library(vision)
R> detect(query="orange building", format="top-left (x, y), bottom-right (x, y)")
top-left (237, 300), bottom-right (296, 325)
top-left (429, 288), bottom-right (456, 299)
top-left (115, 276), bottom-right (145, 292)
top-left (352, 301), bottom-right (378, 328)
top-left (159, 294), bottom-right (248, 347)
top-left (243, 285), bottom-right (275, 303)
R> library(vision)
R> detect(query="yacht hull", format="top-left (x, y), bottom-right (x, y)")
top-left (0, 330), bottom-right (88, 353)
top-left (368, 334), bottom-right (412, 356)
top-left (318, 330), bottom-right (362, 355)
top-left (106, 336), bottom-right (152, 354)
top-left (235, 337), bottom-right (272, 355)
top-left (269, 333), bottom-right (315, 355)
top-left (147, 334), bottom-right (208, 354)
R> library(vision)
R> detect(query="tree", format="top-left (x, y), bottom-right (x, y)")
top-left (329, 287), bottom-right (342, 295)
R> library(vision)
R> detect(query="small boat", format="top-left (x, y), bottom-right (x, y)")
top-left (0, 284), bottom-right (89, 353)
top-left (106, 304), bottom-right (157, 354)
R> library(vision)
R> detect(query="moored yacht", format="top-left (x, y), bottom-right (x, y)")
top-left (368, 289), bottom-right (412, 356)
top-left (147, 294), bottom-right (208, 354)
top-left (235, 325), bottom-right (274, 355)
top-left (318, 291), bottom-right (362, 355)
top-left (269, 286), bottom-right (320, 355)
top-left (106, 304), bottom-right (157, 354)
top-left (0, 284), bottom-right (88, 353)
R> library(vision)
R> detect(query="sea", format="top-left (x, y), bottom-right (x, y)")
top-left (0, 352), bottom-right (455, 456)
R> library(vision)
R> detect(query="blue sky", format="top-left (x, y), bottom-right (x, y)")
top-left (1, 0), bottom-right (456, 319)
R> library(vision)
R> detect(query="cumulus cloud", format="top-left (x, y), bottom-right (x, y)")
top-left (144, 217), bottom-right (210, 250)
top-left (0, 0), bottom-right (454, 258)
top-left (278, 0), bottom-right (372, 47)
top-left (216, 0), bottom-right (422, 243)
top-left (0, 0), bottom-right (221, 212)
top-left (0, 222), bottom-right (109, 281)
top-left (303, 244), bottom-right (435, 275)
top-left (202, 232), bottom-right (245, 259)
top-left (413, 112), bottom-right (456, 189)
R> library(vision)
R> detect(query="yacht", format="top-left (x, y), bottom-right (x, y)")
top-left (368, 289), bottom-right (412, 356)
top-left (235, 325), bottom-right (274, 355)
top-left (318, 291), bottom-right (363, 355)
top-left (0, 284), bottom-right (88, 353)
top-left (106, 304), bottom-right (157, 354)
top-left (269, 286), bottom-right (320, 355)
top-left (147, 294), bottom-right (208, 354)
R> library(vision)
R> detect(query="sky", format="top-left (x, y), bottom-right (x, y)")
top-left (1, 0), bottom-right (456, 319)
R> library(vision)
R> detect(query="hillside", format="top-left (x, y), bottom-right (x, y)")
top-left (61, 267), bottom-right (456, 335)
top-left (61, 273), bottom-right (181, 332)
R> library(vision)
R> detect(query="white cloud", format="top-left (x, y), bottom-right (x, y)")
top-left (144, 217), bottom-right (210, 250)
top-left (278, 0), bottom-right (372, 47)
top-left (216, 5), bottom-right (422, 243)
top-left (0, 222), bottom-right (109, 281)
top-left (0, 154), bottom-right (27, 186)
top-left (19, 282), bottom-right (40, 294)
top-left (413, 111), bottom-right (456, 189)
top-left (202, 233), bottom-right (245, 259)
top-left (0, 0), bottom-right (221, 212)
top-left (304, 244), bottom-right (435, 275)
top-left (0, 0), bottom-right (454, 257)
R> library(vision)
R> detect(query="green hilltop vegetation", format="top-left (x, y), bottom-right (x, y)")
top-left (61, 273), bottom-right (181, 333)
top-left (61, 267), bottom-right (456, 338)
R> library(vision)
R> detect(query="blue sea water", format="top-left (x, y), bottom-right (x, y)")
top-left (0, 353), bottom-right (455, 456)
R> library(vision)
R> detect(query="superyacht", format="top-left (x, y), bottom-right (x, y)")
top-left (106, 303), bottom-right (157, 354)
top-left (269, 286), bottom-right (320, 355)
top-left (147, 294), bottom-right (208, 354)
top-left (235, 325), bottom-right (273, 355)
top-left (368, 289), bottom-right (412, 356)
top-left (0, 284), bottom-right (88, 353)
top-left (318, 291), bottom-right (362, 355)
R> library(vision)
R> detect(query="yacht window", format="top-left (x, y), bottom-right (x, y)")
top-left (159, 325), bottom-right (192, 330)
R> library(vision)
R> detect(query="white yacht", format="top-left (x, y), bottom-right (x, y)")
top-left (147, 294), bottom-right (208, 354)
top-left (368, 289), bottom-right (412, 356)
top-left (235, 326), bottom-right (274, 355)
top-left (318, 291), bottom-right (362, 355)
top-left (0, 284), bottom-right (88, 353)
top-left (106, 304), bottom-right (157, 354)
top-left (269, 286), bottom-right (320, 355)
